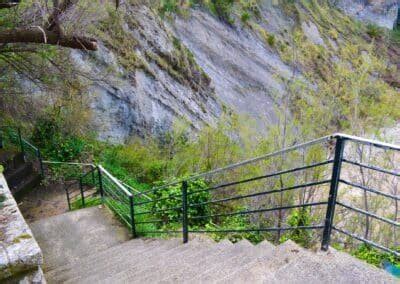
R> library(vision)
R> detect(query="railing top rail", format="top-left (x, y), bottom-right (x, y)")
top-left (43, 161), bottom-right (95, 167)
top-left (21, 138), bottom-right (39, 151)
top-left (122, 182), bottom-right (152, 200)
top-left (147, 135), bottom-right (333, 193)
top-left (98, 165), bottom-right (132, 197)
top-left (146, 133), bottom-right (400, 193)
top-left (334, 133), bottom-right (400, 151)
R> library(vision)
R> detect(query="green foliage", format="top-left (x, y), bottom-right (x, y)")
top-left (31, 115), bottom-right (87, 162)
top-left (204, 214), bottom-right (268, 244)
top-left (152, 179), bottom-right (210, 227)
top-left (366, 24), bottom-right (383, 39)
top-left (267, 34), bottom-right (275, 46)
top-left (71, 196), bottom-right (102, 210)
top-left (160, 0), bottom-right (180, 15)
top-left (351, 244), bottom-right (400, 268)
top-left (280, 208), bottom-right (313, 247)
top-left (240, 11), bottom-right (250, 23)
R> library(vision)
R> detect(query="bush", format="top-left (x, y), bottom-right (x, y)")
top-left (280, 208), bottom-right (313, 247)
top-left (366, 24), bottom-right (382, 39)
top-left (31, 115), bottom-right (86, 161)
top-left (351, 244), bottom-right (400, 268)
top-left (152, 179), bottom-right (211, 227)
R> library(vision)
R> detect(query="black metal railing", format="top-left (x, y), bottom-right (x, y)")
top-left (0, 126), bottom-right (44, 177)
top-left (2, 126), bottom-right (398, 257)
top-left (129, 133), bottom-right (399, 257)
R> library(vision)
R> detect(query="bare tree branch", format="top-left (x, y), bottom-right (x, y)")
top-left (0, 27), bottom-right (98, 50)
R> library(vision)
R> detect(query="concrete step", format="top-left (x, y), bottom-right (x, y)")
top-left (157, 239), bottom-right (237, 283)
top-left (31, 207), bottom-right (131, 273)
top-left (196, 239), bottom-right (276, 283)
top-left (272, 247), bottom-right (398, 284)
top-left (66, 238), bottom-right (184, 284)
top-left (5, 161), bottom-right (33, 187)
top-left (108, 237), bottom-right (219, 283)
top-left (46, 238), bottom-right (165, 283)
top-left (11, 172), bottom-right (41, 200)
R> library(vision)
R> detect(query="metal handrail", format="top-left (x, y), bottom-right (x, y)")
top-left (98, 165), bottom-right (132, 197)
top-left (142, 133), bottom-right (400, 196)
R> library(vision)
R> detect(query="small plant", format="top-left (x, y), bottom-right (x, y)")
top-left (241, 12), bottom-right (250, 23)
top-left (366, 24), bottom-right (382, 39)
top-left (351, 244), bottom-right (400, 270)
top-left (267, 34), bottom-right (276, 46)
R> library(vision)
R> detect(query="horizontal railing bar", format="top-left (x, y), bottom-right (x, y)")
top-left (122, 182), bottom-right (152, 201)
top-left (80, 168), bottom-right (97, 179)
top-left (190, 180), bottom-right (331, 208)
top-left (189, 225), bottom-right (325, 233)
top-left (340, 179), bottom-right (400, 201)
top-left (135, 220), bottom-right (165, 225)
top-left (143, 136), bottom-right (333, 195)
top-left (83, 191), bottom-right (100, 199)
top-left (99, 165), bottom-right (132, 197)
top-left (43, 160), bottom-right (95, 167)
top-left (103, 189), bottom-right (129, 203)
top-left (135, 193), bottom-right (181, 207)
top-left (335, 133), bottom-right (400, 152)
top-left (135, 230), bottom-right (182, 234)
top-left (135, 206), bottom-right (183, 216)
top-left (21, 138), bottom-right (38, 151)
top-left (188, 160), bottom-right (334, 197)
top-left (332, 226), bottom-right (400, 257)
top-left (191, 202), bottom-right (328, 220)
top-left (336, 201), bottom-right (400, 227)
top-left (103, 186), bottom-right (129, 201)
top-left (342, 159), bottom-right (400, 177)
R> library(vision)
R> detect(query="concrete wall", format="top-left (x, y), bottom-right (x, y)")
top-left (0, 174), bottom-right (45, 283)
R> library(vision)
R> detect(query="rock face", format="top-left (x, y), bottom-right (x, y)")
top-left (71, 6), bottom-right (222, 143)
top-left (335, 0), bottom-right (399, 29)
top-left (70, 4), bottom-right (297, 143)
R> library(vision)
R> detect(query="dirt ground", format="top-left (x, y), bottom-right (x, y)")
top-left (18, 182), bottom-right (69, 223)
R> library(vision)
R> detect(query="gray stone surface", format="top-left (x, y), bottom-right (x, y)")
top-left (335, 0), bottom-right (399, 29)
top-left (29, 206), bottom-right (131, 272)
top-left (0, 174), bottom-right (43, 282)
top-left (39, 218), bottom-right (397, 284)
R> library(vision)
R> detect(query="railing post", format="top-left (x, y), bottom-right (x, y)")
top-left (91, 165), bottom-right (96, 186)
top-left (321, 136), bottom-right (345, 251)
top-left (0, 130), bottom-right (3, 149)
top-left (37, 149), bottom-right (45, 178)
top-left (65, 185), bottom-right (71, 211)
top-left (182, 180), bottom-right (189, 244)
top-left (129, 195), bottom-right (136, 238)
top-left (79, 178), bottom-right (85, 207)
top-left (17, 128), bottom-right (24, 159)
top-left (97, 167), bottom-right (104, 202)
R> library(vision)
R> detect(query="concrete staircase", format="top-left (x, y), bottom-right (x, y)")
top-left (30, 207), bottom-right (397, 284)
top-left (0, 149), bottom-right (41, 199)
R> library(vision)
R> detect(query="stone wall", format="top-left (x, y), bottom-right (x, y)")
top-left (0, 174), bottom-right (45, 283)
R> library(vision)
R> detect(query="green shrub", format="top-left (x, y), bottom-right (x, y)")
top-left (152, 179), bottom-right (211, 227)
top-left (280, 208), bottom-right (313, 247)
top-left (267, 34), bottom-right (276, 46)
top-left (31, 115), bottom-right (86, 161)
top-left (366, 24), bottom-right (382, 39)
top-left (241, 12), bottom-right (250, 23)
top-left (351, 244), bottom-right (400, 268)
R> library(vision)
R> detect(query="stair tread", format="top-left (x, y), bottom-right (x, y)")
top-left (51, 238), bottom-right (184, 283)
top-left (5, 161), bottom-right (33, 186)
top-left (107, 238), bottom-right (222, 283)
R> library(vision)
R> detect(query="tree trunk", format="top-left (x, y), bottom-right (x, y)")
top-left (0, 28), bottom-right (97, 50)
